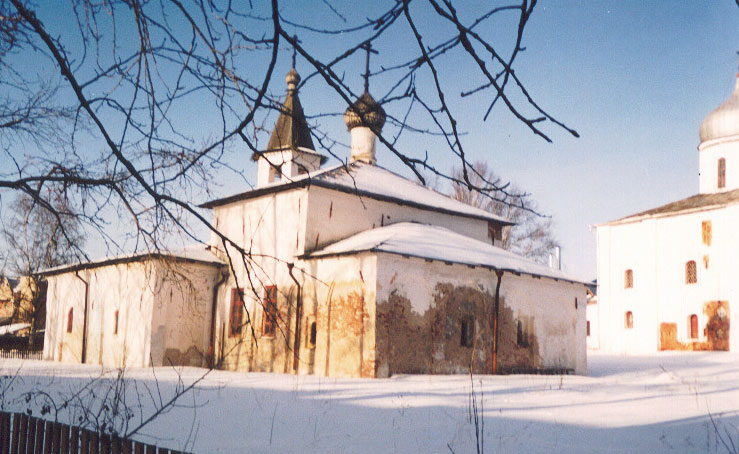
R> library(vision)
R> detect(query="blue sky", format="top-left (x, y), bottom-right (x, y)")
top-left (13, 1), bottom-right (739, 280)
top-left (261, 1), bottom-right (739, 280)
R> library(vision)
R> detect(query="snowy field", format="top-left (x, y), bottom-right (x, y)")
top-left (1, 352), bottom-right (739, 453)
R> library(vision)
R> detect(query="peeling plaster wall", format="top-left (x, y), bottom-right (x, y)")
top-left (216, 253), bottom-right (377, 379)
top-left (44, 260), bottom-right (220, 368)
top-left (597, 204), bottom-right (739, 354)
top-left (304, 186), bottom-right (494, 252)
top-left (375, 254), bottom-right (586, 376)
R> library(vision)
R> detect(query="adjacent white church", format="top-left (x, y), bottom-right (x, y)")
top-left (595, 71), bottom-right (739, 353)
top-left (43, 66), bottom-right (588, 377)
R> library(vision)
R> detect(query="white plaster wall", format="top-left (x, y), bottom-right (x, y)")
top-left (698, 138), bottom-right (739, 194)
top-left (586, 301), bottom-right (600, 350)
top-left (597, 203), bottom-right (739, 353)
top-left (44, 273), bottom-right (87, 363)
top-left (376, 254), bottom-right (587, 375)
top-left (44, 263), bottom-right (156, 366)
top-left (149, 261), bottom-right (221, 367)
top-left (304, 186), bottom-right (492, 252)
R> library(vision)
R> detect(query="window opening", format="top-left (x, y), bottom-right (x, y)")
top-left (718, 158), bottom-right (726, 189)
top-left (624, 269), bottom-right (633, 289)
top-left (67, 308), bottom-right (73, 333)
top-left (460, 317), bottom-right (474, 347)
top-left (689, 314), bottom-right (699, 339)
top-left (625, 311), bottom-right (633, 329)
top-left (229, 288), bottom-right (244, 337)
top-left (307, 321), bottom-right (317, 348)
top-left (685, 261), bottom-right (697, 284)
top-left (587, 321), bottom-right (591, 337)
top-left (263, 286), bottom-right (278, 337)
top-left (516, 320), bottom-right (527, 346)
top-left (702, 221), bottom-right (712, 246)
top-left (114, 310), bottom-right (119, 335)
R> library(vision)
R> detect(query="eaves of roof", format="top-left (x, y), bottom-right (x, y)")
top-left (40, 252), bottom-right (226, 277)
top-left (199, 177), bottom-right (514, 225)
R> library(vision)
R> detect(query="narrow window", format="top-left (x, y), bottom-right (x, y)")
top-left (689, 314), bottom-right (699, 339)
top-left (263, 286), bottom-right (277, 337)
top-left (307, 321), bottom-right (317, 348)
top-left (624, 269), bottom-right (633, 289)
top-left (685, 260), bottom-right (697, 284)
top-left (625, 311), bottom-right (633, 329)
top-left (460, 317), bottom-right (474, 347)
top-left (702, 221), bottom-right (712, 246)
top-left (229, 288), bottom-right (244, 337)
top-left (67, 308), bottom-right (73, 333)
top-left (587, 321), bottom-right (591, 337)
top-left (114, 310), bottom-right (119, 335)
top-left (718, 158), bottom-right (726, 189)
top-left (516, 320), bottom-right (526, 346)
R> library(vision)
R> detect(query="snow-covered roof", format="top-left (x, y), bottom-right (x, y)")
top-left (0, 323), bottom-right (30, 335)
top-left (302, 222), bottom-right (585, 284)
top-left (201, 161), bottom-right (512, 225)
top-left (599, 188), bottom-right (739, 226)
top-left (40, 246), bottom-right (225, 277)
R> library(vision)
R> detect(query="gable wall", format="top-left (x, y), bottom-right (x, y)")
top-left (304, 186), bottom-right (493, 252)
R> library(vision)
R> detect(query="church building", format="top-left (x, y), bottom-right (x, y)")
top-left (42, 65), bottom-right (587, 377)
top-left (595, 71), bottom-right (739, 353)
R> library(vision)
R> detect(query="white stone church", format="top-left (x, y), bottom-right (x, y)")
top-left (595, 71), bottom-right (739, 353)
top-left (42, 67), bottom-right (587, 377)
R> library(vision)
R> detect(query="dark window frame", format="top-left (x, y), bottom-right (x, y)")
top-left (460, 317), bottom-right (474, 348)
top-left (718, 158), bottom-right (726, 189)
top-left (263, 286), bottom-right (278, 337)
top-left (229, 288), bottom-right (244, 337)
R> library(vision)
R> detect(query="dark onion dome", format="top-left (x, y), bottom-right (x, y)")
top-left (700, 76), bottom-right (739, 143)
top-left (344, 91), bottom-right (386, 131)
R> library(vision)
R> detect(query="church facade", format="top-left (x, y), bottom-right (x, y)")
top-left (595, 72), bottom-right (739, 353)
top-left (43, 67), bottom-right (587, 377)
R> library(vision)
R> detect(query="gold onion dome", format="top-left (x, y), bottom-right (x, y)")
top-left (285, 68), bottom-right (301, 91)
top-left (700, 76), bottom-right (739, 143)
top-left (344, 91), bottom-right (386, 131)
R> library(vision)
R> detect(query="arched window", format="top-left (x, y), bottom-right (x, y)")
top-left (625, 311), bottom-right (633, 329)
top-left (517, 320), bottom-right (526, 346)
top-left (230, 288), bottom-right (244, 337)
top-left (689, 314), bottom-right (699, 339)
top-left (460, 317), bottom-right (474, 348)
top-left (114, 310), bottom-right (119, 335)
top-left (718, 158), bottom-right (726, 189)
top-left (67, 308), bottom-right (73, 333)
top-left (685, 261), bottom-right (697, 284)
top-left (624, 269), bottom-right (633, 289)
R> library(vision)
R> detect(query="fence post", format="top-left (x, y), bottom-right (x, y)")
top-left (34, 418), bottom-right (44, 454)
top-left (69, 427), bottom-right (79, 454)
top-left (11, 413), bottom-right (21, 454)
top-left (26, 415), bottom-right (37, 454)
top-left (0, 412), bottom-right (10, 454)
top-left (60, 423), bottom-right (69, 454)
top-left (17, 414), bottom-right (29, 454)
top-left (88, 432), bottom-right (98, 454)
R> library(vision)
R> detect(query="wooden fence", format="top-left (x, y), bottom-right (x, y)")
top-left (0, 412), bottom-right (190, 454)
top-left (0, 350), bottom-right (43, 361)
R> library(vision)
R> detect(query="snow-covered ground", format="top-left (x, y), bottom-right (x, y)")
top-left (2, 352), bottom-right (739, 453)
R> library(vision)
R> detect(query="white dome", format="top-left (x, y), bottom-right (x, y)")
top-left (700, 76), bottom-right (739, 143)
